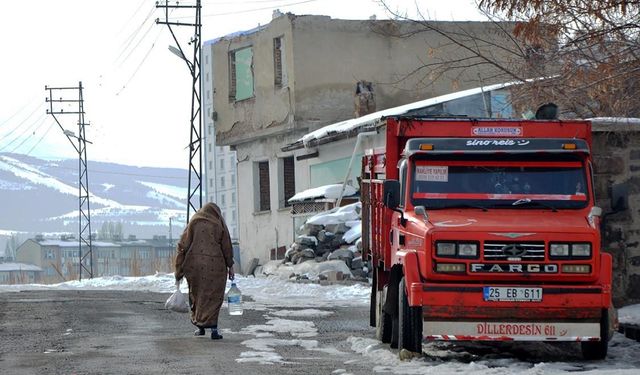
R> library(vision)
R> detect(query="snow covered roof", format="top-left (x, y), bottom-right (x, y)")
top-left (282, 81), bottom-right (520, 151)
top-left (288, 184), bottom-right (358, 203)
top-left (0, 262), bottom-right (42, 272)
top-left (203, 24), bottom-right (267, 46)
top-left (38, 240), bottom-right (120, 248)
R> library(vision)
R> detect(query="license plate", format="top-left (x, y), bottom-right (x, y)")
top-left (483, 286), bottom-right (542, 302)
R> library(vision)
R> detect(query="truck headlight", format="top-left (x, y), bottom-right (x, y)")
top-left (550, 244), bottom-right (570, 257)
top-left (458, 243), bottom-right (478, 257)
top-left (571, 243), bottom-right (591, 257)
top-left (436, 242), bottom-right (456, 256)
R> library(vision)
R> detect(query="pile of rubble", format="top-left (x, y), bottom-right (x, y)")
top-left (282, 202), bottom-right (368, 280)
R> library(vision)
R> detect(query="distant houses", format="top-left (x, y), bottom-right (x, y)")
top-left (10, 234), bottom-right (176, 284)
top-left (0, 262), bottom-right (42, 284)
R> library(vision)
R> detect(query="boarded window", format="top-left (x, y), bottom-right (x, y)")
top-left (258, 161), bottom-right (270, 211)
top-left (229, 47), bottom-right (254, 102)
top-left (274, 37), bottom-right (283, 88)
top-left (280, 156), bottom-right (295, 207)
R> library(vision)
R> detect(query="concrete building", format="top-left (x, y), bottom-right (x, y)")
top-left (205, 13), bottom-right (516, 266)
top-left (202, 40), bottom-right (239, 242)
top-left (0, 262), bottom-right (42, 284)
top-left (15, 236), bottom-right (175, 283)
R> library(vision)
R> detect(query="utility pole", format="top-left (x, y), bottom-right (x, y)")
top-left (45, 82), bottom-right (94, 280)
top-left (156, 0), bottom-right (202, 223)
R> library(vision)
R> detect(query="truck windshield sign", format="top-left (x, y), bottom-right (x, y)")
top-left (472, 127), bottom-right (522, 137)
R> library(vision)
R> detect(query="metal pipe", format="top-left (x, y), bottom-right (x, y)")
top-left (336, 130), bottom-right (378, 207)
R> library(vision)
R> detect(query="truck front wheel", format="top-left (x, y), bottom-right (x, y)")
top-left (581, 309), bottom-right (610, 360)
top-left (398, 277), bottom-right (423, 353)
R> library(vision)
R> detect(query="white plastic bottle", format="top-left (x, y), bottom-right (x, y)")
top-left (227, 282), bottom-right (243, 316)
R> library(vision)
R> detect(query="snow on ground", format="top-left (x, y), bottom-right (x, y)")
top-left (619, 304), bottom-right (640, 326)
top-left (0, 155), bottom-right (120, 207)
top-left (2, 273), bottom-right (640, 373)
top-left (0, 272), bottom-right (369, 308)
top-left (260, 259), bottom-right (354, 282)
top-left (137, 181), bottom-right (186, 201)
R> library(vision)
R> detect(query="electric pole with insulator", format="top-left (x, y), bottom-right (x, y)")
top-left (156, 0), bottom-right (203, 224)
top-left (45, 82), bottom-right (94, 280)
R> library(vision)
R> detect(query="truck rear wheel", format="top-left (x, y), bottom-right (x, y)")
top-left (377, 285), bottom-right (393, 343)
top-left (581, 309), bottom-right (610, 360)
top-left (398, 277), bottom-right (423, 353)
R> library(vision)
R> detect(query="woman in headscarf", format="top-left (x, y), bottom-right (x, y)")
top-left (175, 202), bottom-right (235, 340)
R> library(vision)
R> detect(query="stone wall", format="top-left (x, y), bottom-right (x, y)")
top-left (592, 120), bottom-right (640, 307)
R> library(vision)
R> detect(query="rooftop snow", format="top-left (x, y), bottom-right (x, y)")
top-left (0, 262), bottom-right (42, 272)
top-left (291, 81), bottom-right (519, 149)
top-left (288, 184), bottom-right (357, 203)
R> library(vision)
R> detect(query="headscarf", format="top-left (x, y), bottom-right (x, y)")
top-left (178, 202), bottom-right (227, 251)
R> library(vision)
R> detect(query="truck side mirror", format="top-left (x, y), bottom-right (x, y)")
top-left (383, 179), bottom-right (400, 209)
top-left (611, 183), bottom-right (629, 212)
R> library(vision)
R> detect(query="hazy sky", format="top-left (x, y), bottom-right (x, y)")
top-left (0, 0), bottom-right (486, 169)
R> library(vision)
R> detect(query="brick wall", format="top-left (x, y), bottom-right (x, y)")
top-left (592, 120), bottom-right (640, 307)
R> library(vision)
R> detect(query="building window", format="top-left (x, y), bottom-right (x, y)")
top-left (208, 143), bottom-right (211, 152)
top-left (279, 156), bottom-right (296, 208)
top-left (209, 160), bottom-right (213, 170)
top-left (231, 191), bottom-right (236, 203)
top-left (230, 155), bottom-right (235, 167)
top-left (219, 158), bottom-right (225, 171)
top-left (209, 178), bottom-right (213, 188)
top-left (273, 37), bottom-right (284, 88)
top-left (45, 249), bottom-right (55, 259)
top-left (231, 173), bottom-right (236, 187)
top-left (229, 47), bottom-right (254, 102)
top-left (220, 176), bottom-right (225, 189)
top-left (221, 193), bottom-right (226, 206)
top-left (255, 161), bottom-right (271, 212)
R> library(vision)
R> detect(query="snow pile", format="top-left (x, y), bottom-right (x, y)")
top-left (288, 184), bottom-right (357, 203)
top-left (619, 303), bottom-right (640, 326)
top-left (0, 272), bottom-right (370, 308)
top-left (265, 202), bottom-right (366, 281)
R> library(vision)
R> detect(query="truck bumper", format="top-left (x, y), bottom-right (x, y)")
top-left (412, 282), bottom-right (609, 342)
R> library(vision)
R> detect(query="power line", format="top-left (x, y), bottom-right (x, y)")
top-left (9, 115), bottom-right (49, 153)
top-left (0, 112), bottom-right (47, 152)
top-left (116, 20), bottom-right (156, 68)
top-left (25, 120), bottom-right (56, 156)
top-left (116, 27), bottom-right (165, 95)
top-left (0, 99), bottom-right (38, 128)
top-left (197, 0), bottom-right (320, 18)
top-left (114, 5), bottom-right (158, 67)
top-left (0, 102), bottom-right (45, 141)
top-left (116, 0), bottom-right (150, 37)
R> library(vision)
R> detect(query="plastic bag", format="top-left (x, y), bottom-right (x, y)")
top-left (165, 280), bottom-right (189, 313)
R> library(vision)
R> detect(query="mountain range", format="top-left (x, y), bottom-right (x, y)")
top-left (0, 152), bottom-right (191, 255)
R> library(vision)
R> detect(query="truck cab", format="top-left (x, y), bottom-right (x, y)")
top-left (362, 117), bottom-right (616, 360)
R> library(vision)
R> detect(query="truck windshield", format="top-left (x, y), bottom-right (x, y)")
top-left (410, 158), bottom-right (589, 210)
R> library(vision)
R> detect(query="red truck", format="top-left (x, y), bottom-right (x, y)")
top-left (361, 117), bottom-right (620, 359)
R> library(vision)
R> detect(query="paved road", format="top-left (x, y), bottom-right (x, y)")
top-left (3, 290), bottom-right (640, 374)
top-left (0, 290), bottom-right (374, 375)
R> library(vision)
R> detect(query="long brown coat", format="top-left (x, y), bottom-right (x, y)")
top-left (175, 203), bottom-right (234, 328)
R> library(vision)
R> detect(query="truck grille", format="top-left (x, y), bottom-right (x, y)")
top-left (483, 241), bottom-right (546, 260)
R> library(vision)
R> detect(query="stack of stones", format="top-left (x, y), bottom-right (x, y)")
top-left (283, 207), bottom-right (367, 279)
